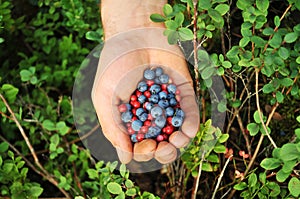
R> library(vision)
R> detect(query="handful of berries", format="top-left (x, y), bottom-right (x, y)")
top-left (118, 67), bottom-right (185, 143)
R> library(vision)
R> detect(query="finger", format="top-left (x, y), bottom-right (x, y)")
top-left (154, 141), bottom-right (177, 164)
top-left (133, 139), bottom-right (157, 162)
top-left (169, 131), bottom-right (190, 148)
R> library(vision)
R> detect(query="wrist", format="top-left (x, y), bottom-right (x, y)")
top-left (101, 0), bottom-right (166, 40)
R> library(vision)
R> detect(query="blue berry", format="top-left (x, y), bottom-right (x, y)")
top-left (137, 81), bottom-right (148, 92)
top-left (139, 112), bottom-right (148, 122)
top-left (158, 91), bottom-right (167, 100)
top-left (158, 99), bottom-right (169, 108)
top-left (172, 116), bottom-right (183, 127)
top-left (167, 84), bottom-right (177, 94)
top-left (169, 98), bottom-right (178, 106)
top-left (125, 103), bottom-right (131, 111)
top-left (136, 108), bottom-right (145, 117)
top-left (175, 108), bottom-right (185, 118)
top-left (155, 116), bottom-right (166, 128)
top-left (144, 69), bottom-right (155, 80)
top-left (165, 107), bottom-right (174, 117)
top-left (167, 93), bottom-right (175, 99)
top-left (154, 77), bottom-right (161, 84)
top-left (145, 126), bottom-right (161, 138)
top-left (131, 134), bottom-right (138, 142)
top-left (149, 94), bottom-right (159, 103)
top-left (159, 74), bottom-right (169, 83)
top-left (131, 120), bottom-right (143, 131)
top-left (155, 67), bottom-right (163, 76)
top-left (121, 111), bottom-right (133, 122)
top-left (150, 106), bottom-right (163, 118)
top-left (138, 95), bottom-right (147, 104)
top-left (145, 102), bottom-right (154, 111)
top-left (149, 84), bottom-right (161, 94)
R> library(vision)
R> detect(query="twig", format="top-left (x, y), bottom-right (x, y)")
top-left (0, 94), bottom-right (71, 198)
top-left (191, 152), bottom-right (205, 199)
top-left (212, 154), bottom-right (233, 199)
top-left (192, 0), bottom-right (200, 100)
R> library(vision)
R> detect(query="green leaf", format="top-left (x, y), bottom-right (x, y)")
top-left (165, 20), bottom-right (178, 30)
top-left (248, 173), bottom-right (257, 187)
top-left (251, 36), bottom-right (266, 48)
top-left (213, 144), bottom-right (226, 153)
top-left (274, 16), bottom-right (280, 27)
top-left (276, 169), bottom-right (291, 182)
top-left (0, 38), bottom-right (4, 43)
top-left (279, 143), bottom-right (300, 161)
top-left (222, 61), bottom-right (232, 68)
top-left (28, 186), bottom-right (43, 197)
top-left (253, 110), bottom-right (262, 124)
top-left (150, 14), bottom-right (166, 22)
top-left (288, 177), bottom-right (300, 197)
top-left (178, 27), bottom-right (194, 41)
top-left (125, 188), bottom-right (137, 196)
top-left (247, 123), bottom-right (260, 136)
top-left (208, 8), bottom-right (222, 23)
top-left (198, 0), bottom-right (211, 10)
top-left (262, 83), bottom-right (275, 93)
top-left (20, 69), bottom-right (32, 81)
top-left (85, 31), bottom-right (102, 42)
top-left (120, 164), bottom-right (126, 178)
top-left (282, 160), bottom-right (296, 173)
top-left (262, 27), bottom-right (274, 36)
top-left (1, 84), bottom-right (19, 103)
top-left (42, 119), bottom-right (56, 131)
top-left (239, 37), bottom-right (250, 47)
top-left (256, 0), bottom-right (269, 11)
top-left (175, 12), bottom-right (184, 26)
top-left (207, 154), bottom-right (220, 163)
top-left (125, 179), bottom-right (134, 188)
top-left (259, 172), bottom-right (266, 184)
top-left (276, 91), bottom-right (284, 103)
top-left (0, 142), bottom-right (9, 153)
top-left (218, 134), bottom-right (229, 143)
top-left (260, 158), bottom-right (281, 170)
top-left (163, 4), bottom-right (173, 17)
top-left (284, 32), bottom-right (298, 43)
top-left (107, 182), bottom-right (122, 195)
top-left (234, 182), bottom-right (248, 190)
top-left (278, 47), bottom-right (290, 60)
top-left (280, 78), bottom-right (294, 87)
top-left (201, 162), bottom-right (213, 172)
top-left (164, 29), bottom-right (179, 44)
top-left (215, 4), bottom-right (229, 15)
top-left (201, 67), bottom-right (215, 79)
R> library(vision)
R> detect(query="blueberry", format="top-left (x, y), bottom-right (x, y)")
top-left (145, 126), bottom-right (161, 138)
top-left (155, 67), bottom-right (163, 76)
top-left (131, 134), bottom-right (138, 142)
top-left (138, 95), bottom-right (147, 104)
top-left (139, 112), bottom-right (148, 122)
top-left (167, 93), bottom-right (175, 99)
top-left (149, 84), bottom-right (161, 94)
top-left (159, 74), bottom-right (169, 83)
top-left (149, 94), bottom-right (159, 103)
top-left (154, 77), bottom-right (161, 84)
top-left (151, 106), bottom-right (163, 118)
top-left (158, 91), bottom-right (167, 100)
top-left (172, 116), bottom-right (183, 127)
top-left (165, 107), bottom-right (174, 117)
top-left (169, 98), bottom-right (178, 106)
top-left (121, 111), bottom-right (133, 122)
top-left (175, 108), bottom-right (185, 118)
top-left (158, 99), bottom-right (169, 108)
top-left (155, 116), bottom-right (166, 128)
top-left (145, 102), bottom-right (154, 111)
top-left (136, 108), bottom-right (145, 117)
top-left (167, 84), bottom-right (177, 94)
top-left (144, 69), bottom-right (155, 80)
top-left (137, 81), bottom-right (148, 92)
top-left (131, 120), bottom-right (143, 131)
top-left (125, 103), bottom-right (132, 111)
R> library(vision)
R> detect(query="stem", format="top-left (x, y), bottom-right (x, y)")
top-left (212, 154), bottom-right (233, 199)
top-left (0, 94), bottom-right (71, 198)
top-left (192, 0), bottom-right (200, 100)
top-left (191, 152), bottom-right (205, 199)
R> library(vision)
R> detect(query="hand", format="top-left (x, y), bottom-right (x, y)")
top-left (91, 0), bottom-right (199, 164)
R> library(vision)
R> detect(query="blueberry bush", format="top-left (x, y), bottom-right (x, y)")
top-left (0, 0), bottom-right (300, 198)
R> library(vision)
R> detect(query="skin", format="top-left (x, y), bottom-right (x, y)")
top-left (92, 0), bottom-right (200, 164)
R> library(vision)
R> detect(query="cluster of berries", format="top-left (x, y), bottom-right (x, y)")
top-left (118, 67), bottom-right (185, 143)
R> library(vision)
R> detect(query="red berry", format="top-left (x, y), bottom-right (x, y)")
top-left (162, 127), bottom-right (167, 133)
top-left (132, 116), bottom-right (138, 121)
top-left (126, 123), bottom-right (131, 128)
top-left (140, 126), bottom-right (148, 134)
top-left (161, 84), bottom-right (168, 90)
top-left (147, 114), bottom-right (153, 120)
top-left (137, 133), bottom-right (144, 142)
top-left (162, 133), bottom-right (169, 140)
top-left (132, 108), bottom-right (137, 115)
top-left (130, 95), bottom-right (137, 101)
top-left (127, 127), bottom-right (135, 135)
top-left (165, 125), bottom-right (174, 135)
top-left (176, 95), bottom-right (181, 102)
top-left (144, 120), bottom-right (151, 126)
top-left (146, 80), bottom-right (155, 86)
top-left (167, 117), bottom-right (173, 124)
top-left (136, 90), bottom-right (142, 97)
top-left (175, 89), bottom-right (180, 95)
top-left (156, 135), bottom-right (164, 142)
top-left (132, 101), bottom-right (141, 108)
top-left (118, 104), bottom-right (128, 112)
top-left (144, 91), bottom-right (151, 98)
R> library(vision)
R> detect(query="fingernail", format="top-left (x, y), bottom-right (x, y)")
top-left (116, 147), bottom-right (132, 164)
